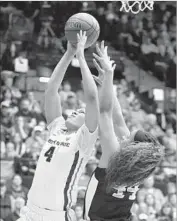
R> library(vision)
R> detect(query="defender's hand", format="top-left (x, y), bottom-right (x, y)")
top-left (76, 30), bottom-right (87, 57)
top-left (93, 41), bottom-right (116, 73)
top-left (92, 58), bottom-right (104, 86)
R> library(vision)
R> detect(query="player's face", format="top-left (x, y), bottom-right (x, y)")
top-left (66, 108), bottom-right (85, 130)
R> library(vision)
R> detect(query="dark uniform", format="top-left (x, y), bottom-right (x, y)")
top-left (84, 167), bottom-right (139, 221)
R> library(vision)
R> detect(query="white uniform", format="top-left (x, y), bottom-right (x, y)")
top-left (18, 116), bottom-right (98, 221)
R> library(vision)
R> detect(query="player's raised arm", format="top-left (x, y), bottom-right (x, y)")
top-left (76, 31), bottom-right (99, 132)
top-left (45, 43), bottom-right (76, 125)
top-left (93, 41), bottom-right (130, 139)
top-left (93, 44), bottom-right (118, 158)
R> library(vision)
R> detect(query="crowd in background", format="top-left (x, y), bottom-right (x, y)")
top-left (0, 1), bottom-right (176, 221)
top-left (0, 1), bottom-right (176, 88)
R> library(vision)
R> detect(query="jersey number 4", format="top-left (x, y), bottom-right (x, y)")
top-left (44, 146), bottom-right (55, 162)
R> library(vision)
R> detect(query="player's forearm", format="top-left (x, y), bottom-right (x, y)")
top-left (77, 54), bottom-right (98, 100)
top-left (47, 51), bottom-right (74, 92)
top-left (99, 72), bottom-right (114, 113)
top-left (110, 89), bottom-right (130, 137)
top-left (112, 92), bottom-right (124, 121)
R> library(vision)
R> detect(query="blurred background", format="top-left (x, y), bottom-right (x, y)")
top-left (0, 1), bottom-right (176, 221)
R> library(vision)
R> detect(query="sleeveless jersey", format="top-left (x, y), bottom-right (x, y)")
top-left (28, 116), bottom-right (98, 211)
top-left (84, 167), bottom-right (139, 221)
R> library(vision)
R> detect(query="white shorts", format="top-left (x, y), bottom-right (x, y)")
top-left (17, 201), bottom-right (76, 221)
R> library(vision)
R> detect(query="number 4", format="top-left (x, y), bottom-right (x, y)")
top-left (44, 146), bottom-right (55, 162)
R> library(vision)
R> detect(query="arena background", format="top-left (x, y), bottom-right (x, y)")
top-left (0, 1), bottom-right (176, 221)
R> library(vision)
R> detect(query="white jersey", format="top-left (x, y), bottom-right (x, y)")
top-left (28, 116), bottom-right (98, 211)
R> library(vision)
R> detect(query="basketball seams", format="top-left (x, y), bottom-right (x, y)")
top-left (65, 28), bottom-right (92, 32)
top-left (65, 13), bottom-right (100, 48)
top-left (65, 18), bottom-right (93, 31)
top-left (70, 16), bottom-right (95, 28)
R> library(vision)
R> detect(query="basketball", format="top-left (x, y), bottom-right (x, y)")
top-left (65, 13), bottom-right (100, 48)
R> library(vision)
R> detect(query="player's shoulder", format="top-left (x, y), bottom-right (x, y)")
top-left (76, 123), bottom-right (98, 138)
top-left (94, 167), bottom-right (106, 182)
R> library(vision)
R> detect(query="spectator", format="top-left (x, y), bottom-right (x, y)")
top-left (1, 88), bottom-right (12, 103)
top-left (1, 88), bottom-right (19, 116)
top-left (59, 81), bottom-right (72, 103)
top-left (1, 76), bottom-right (22, 104)
top-left (138, 176), bottom-right (165, 210)
top-left (15, 98), bottom-right (38, 135)
top-left (116, 14), bottom-right (130, 51)
top-left (163, 126), bottom-right (176, 153)
top-left (168, 194), bottom-right (176, 220)
top-left (37, 120), bottom-right (49, 141)
top-left (127, 20), bottom-right (144, 59)
top-left (129, 99), bottom-right (146, 124)
top-left (140, 35), bottom-right (158, 72)
top-left (154, 42), bottom-right (169, 81)
top-left (1, 101), bottom-right (14, 127)
top-left (150, 29), bottom-right (158, 45)
top-left (157, 202), bottom-right (173, 221)
top-left (13, 133), bottom-right (25, 157)
top-left (166, 182), bottom-right (176, 196)
top-left (15, 116), bottom-right (28, 141)
top-left (26, 91), bottom-right (42, 114)
top-left (1, 42), bottom-right (14, 71)
top-left (1, 101), bottom-right (15, 142)
top-left (4, 197), bottom-right (25, 221)
top-left (25, 126), bottom-right (45, 158)
top-left (5, 142), bottom-right (17, 160)
top-left (132, 202), bottom-right (148, 221)
top-left (144, 193), bottom-right (160, 219)
top-left (131, 190), bottom-right (147, 215)
top-left (7, 174), bottom-right (28, 211)
top-left (162, 153), bottom-right (176, 181)
top-left (0, 180), bottom-right (12, 220)
top-left (0, 141), bottom-right (6, 159)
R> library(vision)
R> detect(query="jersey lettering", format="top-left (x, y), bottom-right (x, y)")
top-left (48, 139), bottom-right (70, 147)
top-left (112, 186), bottom-right (139, 200)
top-left (44, 146), bottom-right (55, 162)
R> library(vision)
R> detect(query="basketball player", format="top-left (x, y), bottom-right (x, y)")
top-left (18, 31), bottom-right (99, 221)
top-left (84, 41), bottom-right (164, 221)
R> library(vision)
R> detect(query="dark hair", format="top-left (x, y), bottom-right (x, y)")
top-left (160, 202), bottom-right (173, 218)
top-left (105, 139), bottom-right (164, 192)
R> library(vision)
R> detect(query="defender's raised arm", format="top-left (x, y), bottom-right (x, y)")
top-left (93, 42), bottom-right (118, 163)
top-left (93, 42), bottom-right (130, 139)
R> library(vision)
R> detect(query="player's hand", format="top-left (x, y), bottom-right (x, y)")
top-left (76, 30), bottom-right (87, 57)
top-left (67, 41), bottom-right (77, 56)
top-left (92, 58), bottom-right (105, 86)
top-left (93, 41), bottom-right (116, 73)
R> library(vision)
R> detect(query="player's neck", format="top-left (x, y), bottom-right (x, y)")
top-left (66, 127), bottom-right (77, 134)
top-left (66, 124), bottom-right (79, 134)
